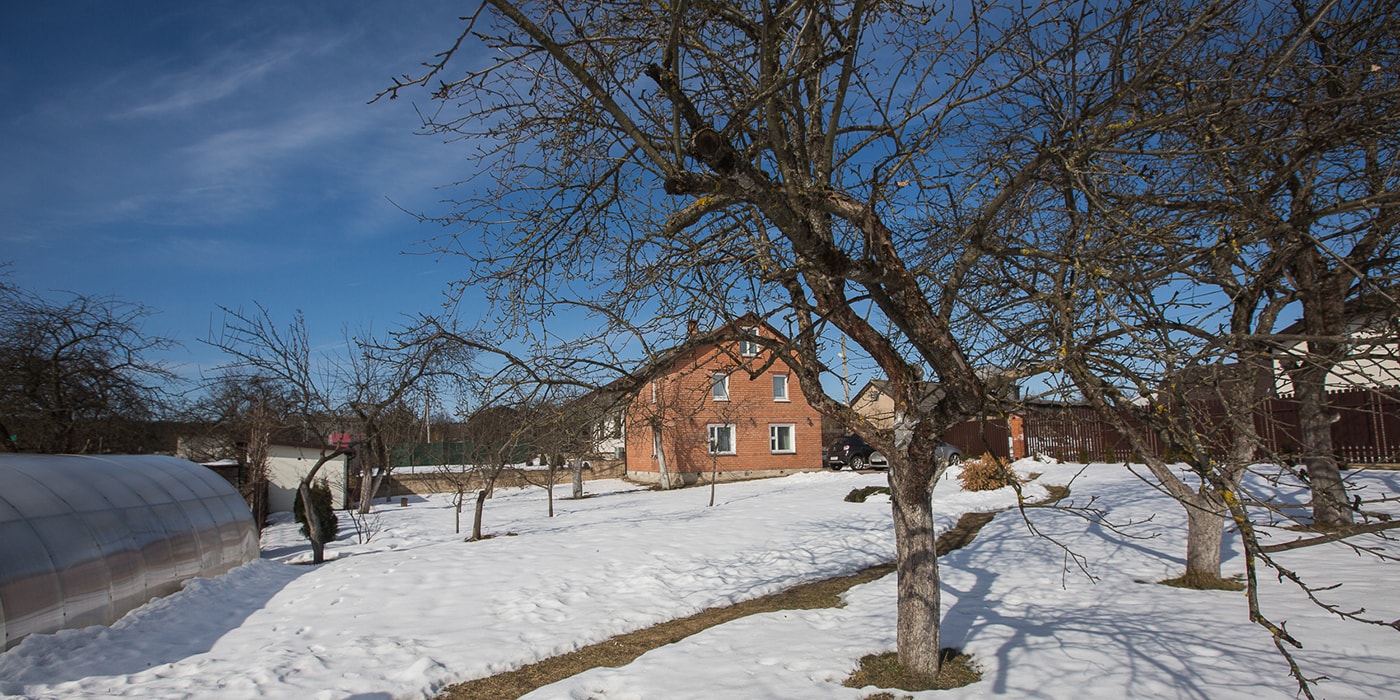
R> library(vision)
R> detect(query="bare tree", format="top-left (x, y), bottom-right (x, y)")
top-left (459, 402), bottom-right (535, 541)
top-left (0, 282), bottom-right (177, 453)
top-left (190, 371), bottom-right (303, 531)
top-left (378, 0), bottom-right (1271, 675)
top-left (517, 400), bottom-right (572, 516)
top-left (698, 370), bottom-right (765, 508)
top-left (993, 1), bottom-right (1400, 693)
top-left (206, 304), bottom-right (470, 562)
top-left (1179, 0), bottom-right (1399, 528)
top-left (629, 357), bottom-right (726, 491)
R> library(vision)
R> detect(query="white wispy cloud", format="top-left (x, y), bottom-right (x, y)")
top-left (117, 28), bottom-right (348, 119)
top-left (119, 48), bottom-right (295, 118)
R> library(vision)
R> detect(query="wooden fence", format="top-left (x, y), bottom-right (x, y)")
top-left (1021, 405), bottom-right (1151, 463)
top-left (1019, 388), bottom-right (1400, 465)
top-left (946, 418), bottom-right (1013, 461)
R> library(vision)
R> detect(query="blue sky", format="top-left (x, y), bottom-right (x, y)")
top-left (0, 2), bottom-right (1064, 406)
top-left (1, 2), bottom-right (481, 380)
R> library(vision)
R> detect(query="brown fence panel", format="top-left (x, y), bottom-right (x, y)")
top-left (1255, 397), bottom-right (1302, 461)
top-left (946, 418), bottom-right (1011, 460)
top-left (1022, 405), bottom-right (1154, 463)
top-left (1020, 388), bottom-right (1400, 465)
top-left (1328, 389), bottom-right (1400, 464)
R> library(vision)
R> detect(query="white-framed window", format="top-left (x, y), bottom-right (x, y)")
top-left (650, 380), bottom-right (657, 404)
top-left (772, 373), bottom-right (789, 402)
top-left (711, 373), bottom-right (730, 401)
top-left (708, 424), bottom-right (736, 455)
top-left (740, 326), bottom-right (761, 357)
top-left (769, 424), bottom-right (795, 454)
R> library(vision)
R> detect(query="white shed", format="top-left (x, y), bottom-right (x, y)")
top-left (265, 443), bottom-right (351, 513)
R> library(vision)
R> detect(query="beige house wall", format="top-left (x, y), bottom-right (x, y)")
top-left (850, 385), bottom-right (895, 429)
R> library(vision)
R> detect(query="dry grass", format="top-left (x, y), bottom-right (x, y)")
top-left (1034, 484), bottom-right (1072, 505)
top-left (436, 561), bottom-right (898, 699)
top-left (844, 648), bottom-right (982, 692)
top-left (845, 485), bottom-right (891, 502)
top-left (957, 453), bottom-right (1024, 492)
top-left (1160, 572), bottom-right (1246, 591)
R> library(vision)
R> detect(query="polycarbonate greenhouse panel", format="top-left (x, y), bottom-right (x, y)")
top-left (0, 454), bottom-right (258, 651)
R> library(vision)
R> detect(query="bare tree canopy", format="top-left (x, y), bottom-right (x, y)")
top-left (383, 0), bottom-right (1399, 684)
top-left (0, 279), bottom-right (178, 453)
top-left (204, 304), bottom-right (475, 560)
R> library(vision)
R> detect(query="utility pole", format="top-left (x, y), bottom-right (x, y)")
top-left (840, 335), bottom-right (850, 405)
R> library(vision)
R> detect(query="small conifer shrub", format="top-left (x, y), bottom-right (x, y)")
top-left (294, 479), bottom-right (340, 544)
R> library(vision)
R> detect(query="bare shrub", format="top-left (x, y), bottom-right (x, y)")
top-left (956, 454), bottom-right (1022, 492)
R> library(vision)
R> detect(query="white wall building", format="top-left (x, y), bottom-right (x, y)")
top-left (266, 442), bottom-right (351, 513)
top-left (1273, 301), bottom-right (1400, 395)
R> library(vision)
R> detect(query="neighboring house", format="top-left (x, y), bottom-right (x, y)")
top-left (849, 376), bottom-right (1024, 460)
top-left (266, 442), bottom-right (351, 513)
top-left (597, 410), bottom-right (627, 459)
top-left (850, 375), bottom-right (1021, 429)
top-left (1272, 294), bottom-right (1400, 395)
top-left (623, 317), bottom-right (824, 485)
top-left (850, 379), bottom-right (920, 429)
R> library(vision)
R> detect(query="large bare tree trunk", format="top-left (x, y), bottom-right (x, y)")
top-left (469, 465), bottom-right (503, 540)
top-left (297, 481), bottom-right (328, 564)
top-left (1184, 492), bottom-right (1226, 578)
top-left (1286, 247), bottom-right (1356, 528)
top-left (296, 450), bottom-right (346, 564)
top-left (888, 468), bottom-right (942, 677)
top-left (471, 489), bottom-right (488, 541)
top-left (1184, 391), bottom-right (1259, 580)
top-left (359, 464), bottom-right (392, 514)
top-left (1293, 376), bottom-right (1352, 527)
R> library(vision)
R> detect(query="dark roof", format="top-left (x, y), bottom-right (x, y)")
top-left (1274, 288), bottom-right (1399, 337)
top-left (581, 313), bottom-right (795, 403)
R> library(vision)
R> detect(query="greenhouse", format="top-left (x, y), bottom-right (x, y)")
top-left (0, 454), bottom-right (258, 651)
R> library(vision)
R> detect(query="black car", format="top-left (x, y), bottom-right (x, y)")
top-left (824, 434), bottom-right (964, 470)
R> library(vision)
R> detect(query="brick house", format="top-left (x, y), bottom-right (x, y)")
top-left (623, 317), bottom-right (824, 485)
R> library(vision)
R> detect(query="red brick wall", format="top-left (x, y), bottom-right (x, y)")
top-left (626, 328), bottom-right (824, 479)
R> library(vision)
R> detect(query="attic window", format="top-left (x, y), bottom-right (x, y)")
top-left (711, 373), bottom-right (730, 401)
top-left (740, 327), bottom-right (760, 357)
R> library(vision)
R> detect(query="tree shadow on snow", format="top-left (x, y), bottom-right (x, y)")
top-left (937, 523), bottom-right (1264, 700)
top-left (0, 560), bottom-right (311, 685)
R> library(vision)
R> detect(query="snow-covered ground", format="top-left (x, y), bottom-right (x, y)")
top-left (1, 461), bottom-right (1396, 699)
